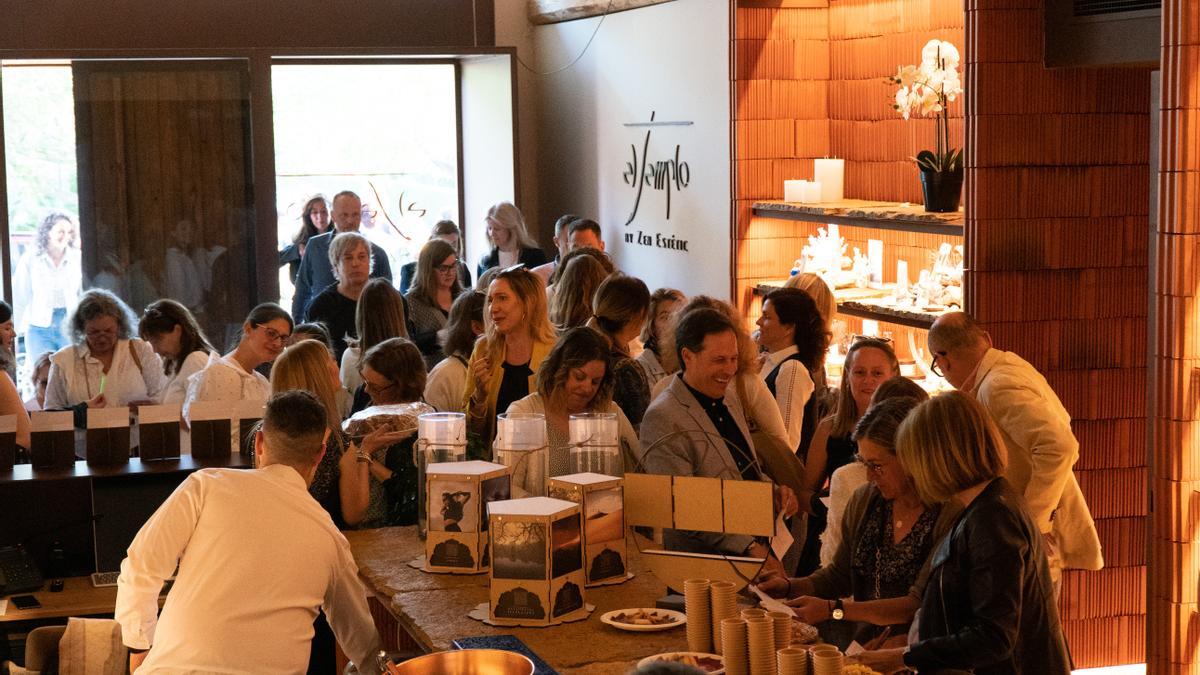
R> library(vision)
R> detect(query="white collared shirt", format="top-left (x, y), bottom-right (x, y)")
top-left (44, 339), bottom-right (166, 409)
top-left (759, 345), bottom-right (815, 451)
top-left (161, 350), bottom-right (211, 405)
top-left (12, 247), bottom-right (82, 331)
top-left (115, 464), bottom-right (382, 674)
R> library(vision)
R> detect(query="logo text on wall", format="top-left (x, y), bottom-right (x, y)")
top-left (622, 111), bottom-right (691, 253)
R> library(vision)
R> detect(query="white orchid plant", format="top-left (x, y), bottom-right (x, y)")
top-left (891, 39), bottom-right (963, 175)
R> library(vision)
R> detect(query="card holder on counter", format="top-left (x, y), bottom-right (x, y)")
top-left (86, 407), bottom-right (131, 467)
top-left (138, 404), bottom-right (182, 461)
top-left (30, 411), bottom-right (76, 470)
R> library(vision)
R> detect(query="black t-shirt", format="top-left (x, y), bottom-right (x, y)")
top-left (304, 283), bottom-right (358, 362)
top-left (495, 360), bottom-right (533, 419)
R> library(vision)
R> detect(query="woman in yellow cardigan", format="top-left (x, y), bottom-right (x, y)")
top-left (463, 266), bottom-right (558, 455)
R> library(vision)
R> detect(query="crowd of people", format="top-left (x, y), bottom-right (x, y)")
top-left (0, 193), bottom-right (1100, 673)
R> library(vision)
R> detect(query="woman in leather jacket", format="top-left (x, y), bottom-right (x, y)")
top-left (857, 391), bottom-right (1070, 674)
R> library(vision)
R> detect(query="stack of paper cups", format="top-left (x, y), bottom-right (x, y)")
top-left (777, 646), bottom-right (809, 675)
top-left (746, 616), bottom-right (774, 675)
top-left (684, 579), bottom-right (712, 653)
top-left (709, 581), bottom-right (738, 654)
top-left (809, 645), bottom-right (844, 675)
top-left (768, 610), bottom-right (793, 651)
top-left (722, 618), bottom-right (749, 675)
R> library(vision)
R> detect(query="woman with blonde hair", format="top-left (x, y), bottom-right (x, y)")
top-left (635, 288), bottom-right (685, 389)
top-left (858, 391), bottom-right (1069, 674)
top-left (549, 254), bottom-right (608, 331)
top-left (270, 339), bottom-right (405, 525)
top-left (587, 274), bottom-right (651, 427)
top-left (475, 202), bottom-right (548, 279)
top-left (339, 278), bottom-right (408, 398)
top-left (796, 337), bottom-right (899, 574)
top-left (406, 238), bottom-right (463, 369)
top-left (463, 266), bottom-right (558, 452)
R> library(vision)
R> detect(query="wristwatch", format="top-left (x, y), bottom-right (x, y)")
top-left (831, 598), bottom-right (845, 621)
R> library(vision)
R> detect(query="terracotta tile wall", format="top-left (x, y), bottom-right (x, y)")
top-left (966, 0), bottom-right (1150, 667)
top-left (1150, 0), bottom-right (1200, 670)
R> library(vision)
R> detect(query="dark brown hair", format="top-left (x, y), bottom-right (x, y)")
top-left (361, 337), bottom-right (426, 403)
top-left (139, 299), bottom-right (216, 376)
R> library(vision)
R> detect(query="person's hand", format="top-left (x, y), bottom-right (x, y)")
top-left (774, 485), bottom-right (799, 518)
top-left (359, 427), bottom-right (410, 456)
top-left (850, 647), bottom-right (907, 675)
top-left (87, 393), bottom-right (107, 408)
top-left (753, 572), bottom-right (791, 598)
top-left (471, 354), bottom-right (492, 397)
top-left (785, 595), bottom-right (832, 624)
top-left (128, 649), bottom-right (148, 672)
top-left (339, 442), bottom-right (365, 474)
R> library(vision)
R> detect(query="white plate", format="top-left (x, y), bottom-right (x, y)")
top-left (637, 652), bottom-right (724, 674)
top-left (600, 608), bottom-right (686, 632)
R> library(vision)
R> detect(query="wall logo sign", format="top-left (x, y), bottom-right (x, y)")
top-left (622, 111), bottom-right (692, 253)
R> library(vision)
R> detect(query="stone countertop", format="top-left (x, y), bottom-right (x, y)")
top-left (346, 526), bottom-right (691, 673)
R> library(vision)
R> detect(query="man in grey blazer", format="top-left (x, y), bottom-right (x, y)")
top-left (292, 190), bottom-right (393, 320)
top-left (639, 307), bottom-right (791, 576)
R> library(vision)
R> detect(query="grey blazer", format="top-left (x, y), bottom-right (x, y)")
top-left (638, 374), bottom-right (762, 556)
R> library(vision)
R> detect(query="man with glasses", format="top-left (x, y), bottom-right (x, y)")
top-left (927, 311), bottom-right (1103, 594)
top-left (292, 191), bottom-right (393, 321)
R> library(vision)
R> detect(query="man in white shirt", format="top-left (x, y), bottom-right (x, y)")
top-left (116, 391), bottom-right (382, 674)
top-left (927, 312), bottom-right (1103, 591)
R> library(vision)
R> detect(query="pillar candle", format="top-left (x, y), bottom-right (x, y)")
top-left (868, 239), bottom-right (884, 284)
top-left (800, 180), bottom-right (822, 203)
top-left (783, 180), bottom-right (806, 202)
top-left (814, 158), bottom-right (845, 202)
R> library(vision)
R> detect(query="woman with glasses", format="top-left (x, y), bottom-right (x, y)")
top-left (857, 392), bottom-right (1070, 674)
top-left (406, 238), bottom-right (463, 370)
top-left (342, 337), bottom-right (428, 528)
top-left (475, 202), bottom-right (548, 280)
top-left (464, 265), bottom-right (557, 452)
top-left (138, 299), bottom-right (216, 404)
top-left (45, 289), bottom-right (166, 411)
top-left (759, 396), bottom-right (959, 650)
top-left (183, 303), bottom-right (292, 445)
top-left (796, 336), bottom-right (899, 575)
top-left (340, 279), bottom-right (409, 409)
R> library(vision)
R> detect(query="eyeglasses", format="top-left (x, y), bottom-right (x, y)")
top-left (929, 350), bottom-right (947, 378)
top-left (362, 378), bottom-right (397, 395)
top-left (258, 326), bottom-right (290, 345)
top-left (854, 453), bottom-right (886, 476)
top-left (436, 261), bottom-right (459, 274)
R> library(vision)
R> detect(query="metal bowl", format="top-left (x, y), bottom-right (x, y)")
top-left (386, 649), bottom-right (535, 675)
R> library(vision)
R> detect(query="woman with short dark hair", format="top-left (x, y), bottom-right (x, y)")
top-left (342, 337), bottom-right (430, 529)
top-left (755, 288), bottom-right (830, 454)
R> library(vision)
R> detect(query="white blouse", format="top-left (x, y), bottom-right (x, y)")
top-left (44, 339), bottom-right (166, 409)
top-left (424, 355), bottom-right (468, 413)
top-left (339, 346), bottom-right (363, 394)
top-left (161, 350), bottom-right (212, 405)
top-left (759, 345), bottom-right (815, 451)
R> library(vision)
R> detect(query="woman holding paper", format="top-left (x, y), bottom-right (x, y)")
top-left (138, 299), bottom-right (216, 404)
top-left (44, 289), bottom-right (166, 411)
top-left (759, 397), bottom-right (958, 650)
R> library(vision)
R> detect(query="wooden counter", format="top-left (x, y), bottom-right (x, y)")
top-left (346, 526), bottom-right (694, 673)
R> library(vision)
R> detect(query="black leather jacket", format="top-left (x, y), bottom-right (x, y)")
top-left (904, 478), bottom-right (1071, 674)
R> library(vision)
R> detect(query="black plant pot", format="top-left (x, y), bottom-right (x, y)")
top-left (920, 169), bottom-right (964, 213)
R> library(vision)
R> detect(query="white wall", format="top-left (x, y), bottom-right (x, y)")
top-left (528, 0), bottom-right (732, 299)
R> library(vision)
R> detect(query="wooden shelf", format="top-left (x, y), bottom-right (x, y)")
top-left (754, 282), bottom-right (947, 329)
top-left (753, 199), bottom-right (964, 237)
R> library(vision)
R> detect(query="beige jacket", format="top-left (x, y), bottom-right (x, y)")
top-left (971, 348), bottom-right (1103, 571)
